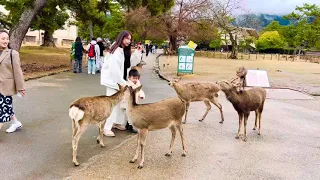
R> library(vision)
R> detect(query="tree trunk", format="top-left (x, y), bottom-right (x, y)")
top-left (9, 0), bottom-right (47, 51)
top-left (229, 32), bottom-right (238, 59)
top-left (88, 21), bottom-right (93, 40)
top-left (41, 30), bottom-right (55, 47)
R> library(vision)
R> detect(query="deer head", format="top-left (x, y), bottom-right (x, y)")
top-left (168, 76), bottom-right (182, 86)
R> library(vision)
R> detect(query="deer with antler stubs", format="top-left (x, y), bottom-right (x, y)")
top-left (218, 80), bottom-right (266, 142)
top-left (169, 77), bottom-right (224, 124)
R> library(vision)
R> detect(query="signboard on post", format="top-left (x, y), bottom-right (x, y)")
top-left (177, 46), bottom-right (195, 74)
top-left (245, 69), bottom-right (270, 87)
top-left (187, 41), bottom-right (197, 50)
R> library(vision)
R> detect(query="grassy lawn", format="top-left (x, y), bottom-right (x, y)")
top-left (19, 46), bottom-right (74, 80)
top-left (159, 55), bottom-right (320, 95)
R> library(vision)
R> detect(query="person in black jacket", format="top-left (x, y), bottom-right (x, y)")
top-left (96, 37), bottom-right (105, 73)
top-left (74, 37), bottom-right (85, 73)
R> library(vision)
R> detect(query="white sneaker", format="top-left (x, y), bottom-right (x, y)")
top-left (6, 122), bottom-right (22, 133)
top-left (88, 72), bottom-right (91, 74)
top-left (103, 130), bottom-right (115, 137)
top-left (92, 72), bottom-right (96, 75)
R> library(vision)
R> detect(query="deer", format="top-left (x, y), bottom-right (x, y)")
top-left (131, 59), bottom-right (147, 75)
top-left (68, 84), bottom-right (127, 166)
top-left (124, 86), bottom-right (186, 169)
top-left (218, 80), bottom-right (266, 142)
top-left (169, 77), bottom-right (224, 124)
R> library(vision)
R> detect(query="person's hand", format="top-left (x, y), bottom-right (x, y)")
top-left (18, 90), bottom-right (26, 97)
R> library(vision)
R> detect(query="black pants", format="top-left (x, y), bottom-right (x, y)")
top-left (74, 55), bottom-right (83, 72)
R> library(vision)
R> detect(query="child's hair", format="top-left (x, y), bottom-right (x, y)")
top-left (129, 69), bottom-right (140, 77)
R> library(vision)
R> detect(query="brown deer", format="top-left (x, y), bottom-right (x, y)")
top-left (68, 84), bottom-right (127, 166)
top-left (131, 59), bottom-right (147, 74)
top-left (218, 80), bottom-right (266, 142)
top-left (169, 77), bottom-right (224, 124)
top-left (125, 86), bottom-right (186, 169)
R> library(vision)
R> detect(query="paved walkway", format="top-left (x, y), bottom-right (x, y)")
top-left (68, 54), bottom-right (320, 180)
top-left (1, 53), bottom-right (319, 180)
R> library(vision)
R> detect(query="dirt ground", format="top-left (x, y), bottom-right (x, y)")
top-left (159, 55), bottom-right (320, 95)
top-left (20, 46), bottom-right (76, 80)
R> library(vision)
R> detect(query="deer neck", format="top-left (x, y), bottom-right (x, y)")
top-left (173, 82), bottom-right (184, 93)
top-left (109, 90), bottom-right (124, 106)
top-left (127, 91), bottom-right (138, 109)
top-left (226, 90), bottom-right (241, 105)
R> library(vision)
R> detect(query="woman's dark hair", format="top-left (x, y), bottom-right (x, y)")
top-left (75, 37), bottom-right (81, 42)
top-left (109, 30), bottom-right (132, 54)
top-left (0, 29), bottom-right (11, 49)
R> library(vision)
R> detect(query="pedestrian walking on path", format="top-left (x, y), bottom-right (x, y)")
top-left (86, 37), bottom-right (100, 75)
top-left (0, 30), bottom-right (25, 133)
top-left (73, 37), bottom-right (85, 73)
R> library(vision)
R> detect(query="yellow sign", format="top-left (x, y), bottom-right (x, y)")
top-left (145, 40), bottom-right (151, 45)
top-left (187, 41), bottom-right (197, 49)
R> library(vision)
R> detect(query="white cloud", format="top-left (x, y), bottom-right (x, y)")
top-left (243, 0), bottom-right (320, 15)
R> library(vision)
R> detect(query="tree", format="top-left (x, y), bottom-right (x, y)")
top-left (31, 1), bottom-right (69, 47)
top-left (255, 31), bottom-right (286, 50)
top-left (283, 3), bottom-right (320, 51)
top-left (188, 19), bottom-right (220, 48)
top-left (209, 0), bottom-right (257, 59)
top-left (78, 2), bottom-right (125, 41)
top-left (161, 0), bottom-right (211, 53)
top-left (0, 0), bottom-right (47, 51)
top-left (66, 0), bottom-right (110, 40)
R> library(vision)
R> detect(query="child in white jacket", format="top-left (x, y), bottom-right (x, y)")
top-left (120, 69), bottom-right (145, 133)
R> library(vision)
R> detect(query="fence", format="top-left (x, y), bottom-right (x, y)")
top-left (194, 51), bottom-right (320, 63)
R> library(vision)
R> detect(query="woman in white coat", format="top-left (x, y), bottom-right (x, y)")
top-left (100, 30), bottom-right (142, 137)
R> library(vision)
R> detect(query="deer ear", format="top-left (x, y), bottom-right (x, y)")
top-left (135, 85), bottom-right (143, 92)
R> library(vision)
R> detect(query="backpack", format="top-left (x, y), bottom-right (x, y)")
top-left (88, 44), bottom-right (95, 58)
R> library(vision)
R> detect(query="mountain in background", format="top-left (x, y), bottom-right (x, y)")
top-left (234, 14), bottom-right (291, 30)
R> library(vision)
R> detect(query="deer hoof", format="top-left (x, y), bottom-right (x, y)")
top-left (97, 139), bottom-right (100, 144)
top-left (182, 121), bottom-right (186, 124)
top-left (100, 144), bottom-right (105, 148)
top-left (258, 132), bottom-right (261, 135)
top-left (199, 119), bottom-right (203, 122)
top-left (129, 160), bottom-right (136, 163)
top-left (243, 137), bottom-right (247, 142)
top-left (73, 161), bottom-right (80, 166)
top-left (235, 136), bottom-right (240, 139)
top-left (253, 127), bottom-right (256, 130)
top-left (138, 165), bottom-right (143, 169)
top-left (182, 153), bottom-right (186, 157)
top-left (165, 153), bottom-right (172, 157)
top-left (219, 121), bottom-right (223, 124)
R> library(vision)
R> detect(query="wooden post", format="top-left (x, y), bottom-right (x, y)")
top-left (248, 53), bottom-right (251, 60)
top-left (263, 53), bottom-right (265, 60)
top-left (226, 52), bottom-right (228, 59)
top-left (278, 54), bottom-right (280, 61)
top-left (256, 53), bottom-right (258, 60)
top-left (207, 51), bottom-right (209, 57)
top-left (286, 55), bottom-right (288, 61)
top-left (213, 51), bottom-right (215, 58)
top-left (271, 54), bottom-right (272, 60)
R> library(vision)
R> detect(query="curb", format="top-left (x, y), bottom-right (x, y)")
top-left (153, 53), bottom-right (170, 82)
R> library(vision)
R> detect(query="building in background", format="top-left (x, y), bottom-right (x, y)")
top-left (0, 6), bottom-right (78, 47)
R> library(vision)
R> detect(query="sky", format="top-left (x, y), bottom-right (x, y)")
top-left (243, 0), bottom-right (320, 15)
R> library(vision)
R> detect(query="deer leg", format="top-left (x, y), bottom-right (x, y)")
top-left (243, 113), bottom-right (250, 142)
top-left (253, 110), bottom-right (258, 130)
top-left (72, 119), bottom-right (77, 138)
top-left (138, 129), bottom-right (148, 169)
top-left (258, 112), bottom-right (262, 135)
top-left (0, 123), bottom-right (3, 130)
top-left (199, 100), bottom-right (211, 122)
top-left (97, 120), bottom-right (107, 147)
top-left (130, 130), bottom-right (141, 163)
top-left (176, 123), bottom-right (186, 157)
top-left (210, 97), bottom-right (224, 123)
top-left (165, 125), bottom-right (177, 156)
top-left (182, 102), bottom-right (190, 124)
top-left (235, 113), bottom-right (243, 139)
top-left (72, 124), bottom-right (87, 166)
